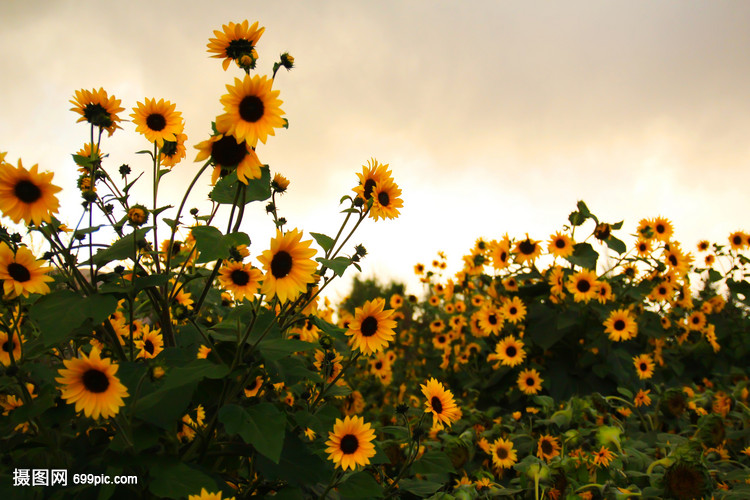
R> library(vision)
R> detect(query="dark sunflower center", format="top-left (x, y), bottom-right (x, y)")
top-left (172, 242), bottom-right (182, 254)
top-left (639, 243), bottom-right (647, 251)
top-left (437, 335), bottom-right (446, 344)
top-left (733, 235), bottom-right (742, 245)
top-left (691, 316), bottom-right (700, 324)
top-left (14, 180), bottom-right (42, 204)
top-left (82, 369), bottom-right (110, 393)
top-left (509, 307), bottom-right (518, 315)
top-left (555, 239), bottom-right (566, 248)
top-left (340, 434), bottom-right (359, 454)
top-left (640, 363), bottom-right (647, 371)
top-left (83, 103), bottom-right (113, 128)
top-left (656, 224), bottom-right (665, 233)
top-left (146, 113), bottom-right (167, 132)
top-left (669, 255), bottom-right (678, 266)
top-left (360, 316), bottom-right (378, 337)
top-left (375, 361), bottom-right (382, 370)
top-left (500, 251), bottom-right (508, 262)
top-left (506, 346), bottom-right (517, 357)
top-left (2, 341), bottom-right (13, 352)
top-left (431, 396), bottom-right (443, 414)
top-left (576, 279), bottom-right (591, 292)
top-left (488, 314), bottom-right (498, 325)
top-left (231, 269), bottom-right (250, 286)
top-left (225, 39), bottom-right (256, 60)
top-left (270, 251), bottom-right (293, 278)
top-left (363, 179), bottom-right (376, 200)
top-left (7, 263), bottom-right (31, 282)
top-left (246, 378), bottom-right (259, 391)
top-left (526, 377), bottom-right (535, 386)
top-left (659, 287), bottom-right (667, 295)
top-left (519, 239), bottom-right (536, 255)
top-left (377, 190), bottom-right (390, 207)
top-left (541, 440), bottom-right (553, 454)
top-left (239, 95), bottom-right (264, 123)
top-left (496, 446), bottom-right (508, 459)
top-left (144, 340), bottom-right (155, 355)
top-left (614, 319), bottom-right (626, 331)
top-left (161, 140), bottom-right (178, 157)
top-left (212, 135), bottom-right (248, 167)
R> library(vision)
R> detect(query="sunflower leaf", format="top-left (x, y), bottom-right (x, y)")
top-left (309, 232), bottom-right (335, 253)
top-left (210, 166), bottom-right (271, 204)
top-left (605, 235), bottom-right (627, 255)
top-left (219, 403), bottom-right (286, 463)
top-left (90, 228), bottom-right (151, 266)
top-left (338, 471), bottom-right (383, 498)
top-left (565, 243), bottom-right (598, 270)
top-left (316, 256), bottom-right (351, 277)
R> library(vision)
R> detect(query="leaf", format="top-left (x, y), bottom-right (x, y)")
top-left (258, 338), bottom-right (318, 362)
top-left (209, 166), bottom-right (272, 204)
top-left (255, 433), bottom-right (329, 486)
top-left (29, 291), bottom-right (118, 346)
top-left (148, 461), bottom-right (218, 499)
top-left (219, 403), bottom-right (286, 463)
top-left (191, 226), bottom-right (250, 263)
top-left (310, 232), bottom-right (335, 253)
top-left (316, 256), bottom-right (351, 277)
top-left (411, 450), bottom-right (456, 475)
top-left (338, 472), bottom-right (383, 498)
top-left (90, 228), bottom-right (151, 266)
top-left (565, 242), bottom-right (599, 270)
top-left (399, 479), bottom-right (443, 497)
top-left (605, 235), bottom-right (627, 255)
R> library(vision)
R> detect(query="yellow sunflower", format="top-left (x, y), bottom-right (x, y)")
top-left (218, 261), bottom-right (262, 302)
top-left (547, 232), bottom-right (574, 258)
top-left (728, 231), bottom-right (748, 250)
top-left (421, 378), bottom-right (460, 429)
top-left (603, 308), bottom-right (638, 342)
top-left (0, 329), bottom-right (23, 366)
top-left (135, 325), bottom-right (164, 360)
top-left (0, 159), bottom-right (61, 226)
top-left (207, 20), bottom-right (265, 71)
top-left (369, 178), bottom-right (403, 221)
top-left (476, 305), bottom-right (504, 336)
top-left (346, 298), bottom-right (397, 355)
top-left (194, 122), bottom-right (262, 185)
top-left (216, 74), bottom-right (285, 147)
top-left (592, 446), bottom-right (615, 467)
top-left (130, 98), bottom-right (183, 147)
top-left (501, 296), bottom-right (526, 324)
top-left (566, 270), bottom-right (599, 303)
top-left (55, 348), bottom-right (129, 420)
top-left (188, 488), bottom-right (235, 500)
top-left (353, 158), bottom-right (393, 202)
top-left (487, 335), bottom-right (526, 367)
top-left (257, 228), bottom-right (317, 303)
top-left (517, 368), bottom-right (543, 395)
top-left (69, 88), bottom-right (124, 136)
top-left (651, 216), bottom-right (673, 242)
top-left (315, 349), bottom-right (344, 383)
top-left (489, 237), bottom-right (512, 270)
top-left (325, 415), bottom-right (376, 471)
top-left (635, 238), bottom-right (652, 257)
top-left (0, 243), bottom-right (53, 298)
top-left (490, 437), bottom-right (517, 469)
top-left (244, 375), bottom-right (264, 398)
top-left (160, 131), bottom-right (187, 168)
top-left (633, 353), bottom-right (655, 380)
top-left (74, 143), bottom-right (103, 173)
top-left (514, 235), bottom-right (542, 264)
top-left (537, 434), bottom-right (561, 462)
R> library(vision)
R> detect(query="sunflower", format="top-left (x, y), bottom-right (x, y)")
top-left (421, 378), bottom-right (460, 429)
top-left (663, 245), bottom-right (692, 276)
top-left (188, 488), bottom-right (235, 500)
top-left (651, 216), bottom-right (673, 242)
top-left (69, 88), bottom-right (124, 136)
top-left (368, 352), bottom-right (391, 380)
top-left (207, 20), bottom-right (264, 71)
top-left (490, 437), bottom-right (517, 469)
top-left (686, 311), bottom-right (706, 331)
top-left (271, 173), bottom-right (290, 193)
top-left (325, 415), bottom-right (376, 471)
top-left (160, 131), bottom-right (187, 168)
top-left (547, 232), bottom-right (574, 258)
top-left (0, 243), bottom-right (53, 298)
top-left (488, 237), bottom-right (512, 270)
top-left (314, 349), bottom-right (344, 383)
top-left (257, 228), bottom-right (317, 303)
top-left (127, 205), bottom-right (149, 227)
top-left (432, 332), bottom-right (450, 350)
top-left (194, 123), bottom-right (262, 185)
top-left (135, 325), bottom-right (164, 360)
top-left (476, 305), bottom-right (504, 336)
top-left (0, 159), bottom-right (61, 226)
top-left (501, 296), bottom-right (526, 324)
top-left (603, 308), bottom-right (638, 342)
top-left (218, 261), bottom-right (262, 302)
top-left (369, 178), bottom-right (403, 221)
top-left (594, 281), bottom-right (614, 304)
top-left (517, 368), bottom-right (543, 395)
top-left (633, 353), bottom-right (655, 380)
top-left (566, 270), bottom-right (599, 303)
top-left (649, 281), bottom-right (675, 302)
top-left (216, 75), bottom-right (285, 147)
top-left (488, 335), bottom-right (526, 367)
top-left (514, 235), bottom-right (542, 264)
top-left (537, 434), bottom-right (561, 462)
top-left (635, 238), bottom-right (652, 257)
top-left (55, 348), bottom-right (129, 420)
top-left (352, 158), bottom-right (393, 203)
top-left (728, 231), bottom-right (748, 250)
top-left (130, 98), bottom-right (183, 147)
top-left (0, 329), bottom-right (23, 366)
top-left (346, 298), bottom-right (397, 355)
top-left (634, 389), bottom-right (652, 408)
top-left (592, 446), bottom-right (615, 467)
top-left (74, 143), bottom-right (103, 173)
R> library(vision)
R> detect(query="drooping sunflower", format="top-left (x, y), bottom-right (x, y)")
top-left (603, 308), bottom-right (638, 342)
top-left (346, 298), bottom-right (397, 355)
top-left (566, 270), bottom-right (599, 303)
top-left (0, 243), bottom-right (53, 298)
top-left (207, 20), bottom-right (265, 71)
top-left (517, 368), bottom-right (543, 395)
top-left (663, 461), bottom-right (709, 500)
top-left (188, 488), bottom-right (235, 500)
top-left (0, 330), bottom-right (23, 366)
top-left (216, 75), bottom-right (285, 147)
top-left (490, 437), bottom-right (517, 469)
top-left (160, 131), bottom-right (188, 168)
top-left (353, 158), bottom-right (393, 202)
top-left (547, 232), bottom-right (574, 258)
top-left (514, 235), bottom-right (542, 264)
top-left (70, 88), bottom-right (125, 136)
top-left (369, 178), bottom-right (403, 221)
top-left (501, 296), bottom-right (526, 324)
top-left (257, 228), bottom-right (317, 303)
top-left (0, 159), bottom-right (61, 226)
top-left (244, 375), bottom-right (264, 398)
top-left (55, 348), bottom-right (129, 420)
top-left (325, 415), bottom-right (376, 471)
top-left (218, 261), bottom-right (262, 302)
top-left (135, 325), bottom-right (164, 360)
top-left (537, 434), bottom-right (561, 462)
top-left (74, 143), bottom-right (103, 173)
top-left (633, 353), bottom-right (655, 380)
top-left (421, 378), bottom-right (460, 429)
top-left (131, 98), bottom-right (184, 147)
top-left (488, 335), bottom-right (526, 367)
top-left (194, 122), bottom-right (262, 185)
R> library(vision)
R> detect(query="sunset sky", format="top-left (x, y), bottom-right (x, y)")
top-left (2, 1), bottom-right (749, 300)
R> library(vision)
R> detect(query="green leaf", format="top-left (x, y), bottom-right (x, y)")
top-left (209, 166), bottom-right (272, 204)
top-left (399, 479), bottom-right (443, 497)
top-left (316, 256), bottom-right (351, 277)
top-left (605, 235), bottom-right (627, 255)
top-left (310, 232), bottom-right (335, 253)
top-left (411, 450), bottom-right (456, 475)
top-left (90, 228), bottom-right (151, 266)
top-left (191, 226), bottom-right (250, 263)
top-left (258, 338), bottom-right (318, 362)
top-left (29, 291), bottom-right (118, 346)
top-left (565, 242), bottom-right (599, 270)
top-left (148, 461), bottom-right (218, 499)
top-left (255, 433), bottom-right (329, 486)
top-left (338, 472), bottom-right (383, 498)
top-left (219, 403), bottom-right (286, 463)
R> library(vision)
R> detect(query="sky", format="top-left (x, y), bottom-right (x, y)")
top-left (1, 0), bottom-right (749, 301)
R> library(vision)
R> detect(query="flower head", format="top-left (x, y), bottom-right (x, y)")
top-left (70, 88), bottom-right (124, 136)
top-left (325, 415), bottom-right (376, 471)
top-left (0, 159), bottom-right (61, 226)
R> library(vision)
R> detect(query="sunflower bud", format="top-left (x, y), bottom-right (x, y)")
top-left (594, 222), bottom-right (611, 240)
top-left (127, 205), bottom-right (149, 227)
top-left (318, 335), bottom-right (333, 350)
top-left (280, 52), bottom-right (295, 69)
top-left (119, 164), bottom-right (131, 176)
top-left (189, 208), bottom-right (199, 216)
top-left (396, 403), bottom-right (409, 415)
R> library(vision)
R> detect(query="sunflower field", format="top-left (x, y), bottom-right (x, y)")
top-left (1, 19), bottom-right (750, 500)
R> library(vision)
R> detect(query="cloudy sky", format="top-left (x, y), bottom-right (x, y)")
top-left (2, 1), bottom-right (749, 300)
